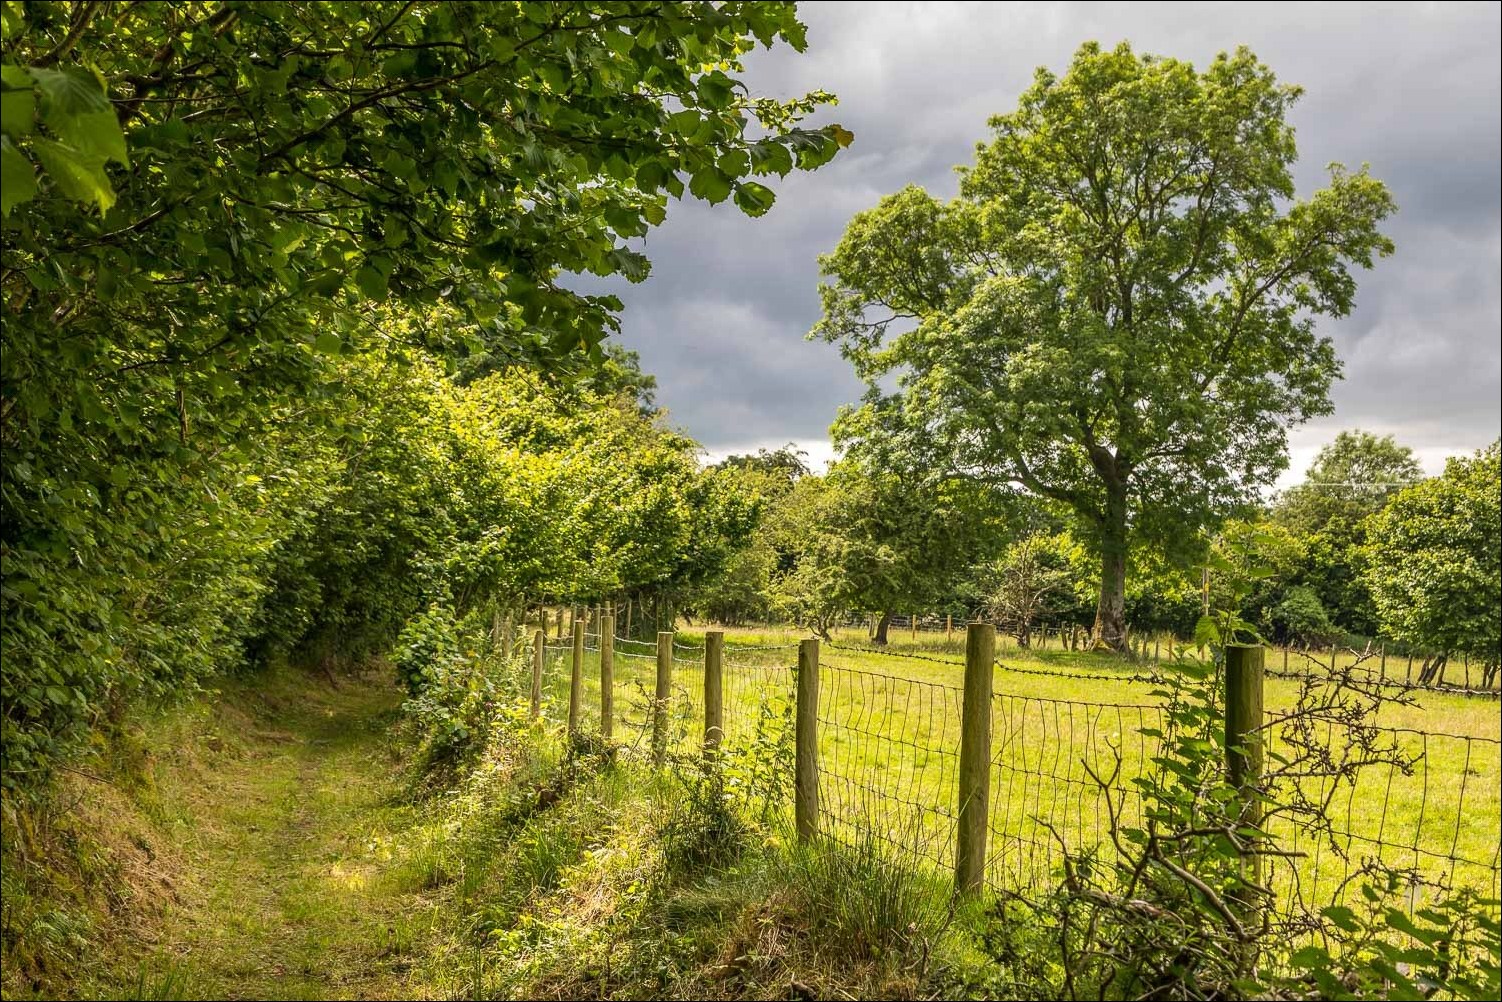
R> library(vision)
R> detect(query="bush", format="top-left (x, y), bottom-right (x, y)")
top-left (1273, 585), bottom-right (1337, 647)
top-left (659, 762), bottom-right (748, 875)
top-left (391, 604), bottom-right (463, 696)
top-left (392, 605), bottom-right (532, 774)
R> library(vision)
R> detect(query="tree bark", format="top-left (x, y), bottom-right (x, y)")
top-left (873, 610), bottom-right (894, 645)
top-left (1092, 485), bottom-right (1130, 653)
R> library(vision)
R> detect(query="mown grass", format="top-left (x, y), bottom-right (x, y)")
top-left (531, 622), bottom-right (1501, 916)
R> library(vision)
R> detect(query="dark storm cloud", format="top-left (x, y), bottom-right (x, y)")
top-left (575, 2), bottom-right (1501, 475)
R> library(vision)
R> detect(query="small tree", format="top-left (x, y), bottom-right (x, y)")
top-left (988, 533), bottom-right (1071, 647)
top-left (1362, 444), bottom-right (1501, 685)
top-left (1272, 586), bottom-right (1337, 648)
top-left (1275, 430), bottom-right (1424, 635)
top-left (1274, 430), bottom-right (1424, 535)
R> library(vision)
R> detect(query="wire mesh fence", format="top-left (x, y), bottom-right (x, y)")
top-left (507, 623), bottom-right (1500, 924)
top-left (816, 662), bottom-right (962, 872)
top-left (986, 693), bottom-right (1165, 894)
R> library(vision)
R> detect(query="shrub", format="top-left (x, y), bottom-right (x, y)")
top-left (1273, 584), bottom-right (1338, 647)
top-left (659, 762), bottom-right (748, 875)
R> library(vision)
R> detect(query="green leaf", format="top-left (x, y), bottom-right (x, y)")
top-left (0, 136), bottom-right (37, 214)
top-left (51, 108), bottom-right (128, 165)
top-left (313, 331), bottom-right (343, 354)
top-left (1, 65), bottom-right (35, 137)
top-left (608, 247), bottom-right (650, 282)
top-left (1321, 905), bottom-right (1361, 932)
top-left (733, 181), bottom-right (775, 217)
top-left (717, 149), bottom-right (749, 177)
top-left (31, 137), bottom-right (114, 211)
top-left (688, 167), bottom-right (732, 204)
top-left (355, 265), bottom-right (389, 300)
top-left (30, 66), bottom-right (109, 116)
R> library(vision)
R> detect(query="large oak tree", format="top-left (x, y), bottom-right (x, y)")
top-left (813, 42), bottom-right (1394, 650)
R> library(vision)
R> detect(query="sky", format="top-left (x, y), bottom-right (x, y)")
top-left (578, 2), bottom-right (1501, 487)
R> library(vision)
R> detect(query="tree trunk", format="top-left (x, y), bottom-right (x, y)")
top-left (1092, 486), bottom-right (1130, 653)
top-left (873, 610), bottom-right (894, 645)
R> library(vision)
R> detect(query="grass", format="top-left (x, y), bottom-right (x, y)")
top-left (4, 634), bottom-right (1494, 999)
top-left (4, 661), bottom-right (995, 999)
top-left (530, 622), bottom-right (1501, 914)
top-left (2, 666), bottom-right (442, 1000)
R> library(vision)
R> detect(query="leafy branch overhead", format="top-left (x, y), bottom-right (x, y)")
top-left (0, 1), bottom-right (849, 784)
top-left (2, 2), bottom-right (851, 364)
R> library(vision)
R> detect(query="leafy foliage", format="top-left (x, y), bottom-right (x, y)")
top-left (1270, 585), bottom-right (1337, 648)
top-left (768, 457), bottom-right (1010, 640)
top-left (1361, 443), bottom-right (1501, 667)
top-left (2, 1), bottom-right (846, 786)
top-left (814, 41), bottom-right (1394, 649)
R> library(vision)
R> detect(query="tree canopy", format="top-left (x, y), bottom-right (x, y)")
top-left (1362, 444), bottom-right (1501, 672)
top-left (1, 1), bottom-right (848, 785)
top-left (813, 41), bottom-right (1394, 650)
top-left (1274, 431), bottom-right (1424, 536)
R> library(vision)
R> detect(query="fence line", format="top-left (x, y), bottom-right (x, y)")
top-left (511, 626), bottom-right (1501, 930)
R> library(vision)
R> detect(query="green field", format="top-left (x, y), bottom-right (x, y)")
top-left (529, 622), bottom-right (1500, 917)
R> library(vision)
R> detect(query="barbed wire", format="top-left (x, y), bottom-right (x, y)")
top-left (824, 641), bottom-right (965, 668)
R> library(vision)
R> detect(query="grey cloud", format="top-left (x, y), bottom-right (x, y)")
top-left (578, 2), bottom-right (1501, 470)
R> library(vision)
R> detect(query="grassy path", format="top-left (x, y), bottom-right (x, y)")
top-left (135, 673), bottom-right (439, 1001)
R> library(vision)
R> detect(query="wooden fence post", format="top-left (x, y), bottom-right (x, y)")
top-left (955, 622), bottom-right (995, 896)
top-left (501, 609), bottom-right (513, 660)
top-left (704, 630), bottom-right (724, 758)
top-left (1379, 642), bottom-right (1387, 680)
top-left (600, 613), bottom-right (615, 741)
top-left (569, 620), bottom-right (584, 734)
top-left (653, 631), bottom-right (673, 766)
top-left (1225, 644), bottom-right (1265, 946)
top-left (531, 629), bottom-right (544, 720)
top-left (795, 638), bottom-right (820, 840)
top-left (946, 613), bottom-right (953, 645)
top-left (911, 613), bottom-right (917, 641)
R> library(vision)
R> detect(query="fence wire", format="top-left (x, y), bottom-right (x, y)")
top-left (507, 632), bottom-right (1500, 925)
top-left (815, 661), bottom-right (963, 873)
top-left (986, 693), bottom-right (1164, 893)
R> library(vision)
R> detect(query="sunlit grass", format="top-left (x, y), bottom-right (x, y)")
top-left (531, 621), bottom-right (1501, 914)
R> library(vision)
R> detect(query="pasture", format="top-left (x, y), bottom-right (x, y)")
top-left (535, 623), bottom-right (1501, 918)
